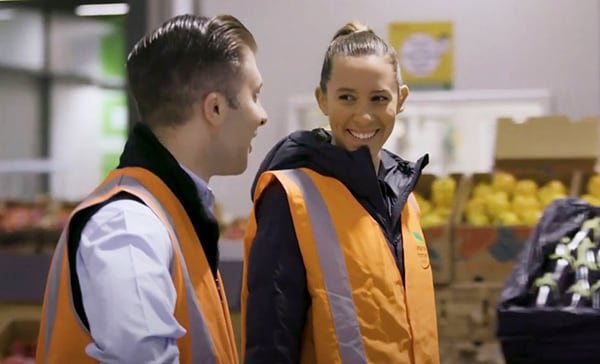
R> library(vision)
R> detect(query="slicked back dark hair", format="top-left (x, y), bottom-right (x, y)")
top-left (127, 14), bottom-right (257, 127)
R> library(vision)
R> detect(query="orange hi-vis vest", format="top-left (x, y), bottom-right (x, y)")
top-left (242, 168), bottom-right (439, 364)
top-left (36, 167), bottom-right (238, 364)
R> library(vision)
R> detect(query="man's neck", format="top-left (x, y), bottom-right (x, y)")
top-left (154, 126), bottom-right (213, 183)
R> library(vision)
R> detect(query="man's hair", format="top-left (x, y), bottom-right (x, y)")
top-left (126, 14), bottom-right (257, 127)
top-left (319, 20), bottom-right (401, 93)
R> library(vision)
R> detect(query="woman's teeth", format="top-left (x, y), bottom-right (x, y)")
top-left (348, 130), bottom-right (377, 140)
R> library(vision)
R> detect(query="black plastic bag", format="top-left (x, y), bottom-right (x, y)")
top-left (497, 197), bottom-right (600, 364)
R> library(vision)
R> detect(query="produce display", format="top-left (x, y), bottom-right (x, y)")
top-left (414, 176), bottom-right (457, 228)
top-left (0, 340), bottom-right (35, 364)
top-left (462, 172), bottom-right (567, 226)
top-left (0, 197), bottom-right (251, 249)
top-left (530, 216), bottom-right (600, 308)
top-left (0, 197), bottom-right (73, 234)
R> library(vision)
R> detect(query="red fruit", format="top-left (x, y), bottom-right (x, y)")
top-left (1, 354), bottom-right (29, 364)
top-left (8, 341), bottom-right (26, 356)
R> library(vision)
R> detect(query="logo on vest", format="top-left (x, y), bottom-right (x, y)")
top-left (412, 231), bottom-right (425, 244)
top-left (412, 231), bottom-right (430, 268)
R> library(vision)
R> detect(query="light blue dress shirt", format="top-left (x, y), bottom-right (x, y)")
top-left (76, 165), bottom-right (215, 364)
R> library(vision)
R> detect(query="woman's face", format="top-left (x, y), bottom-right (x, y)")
top-left (316, 54), bottom-right (408, 167)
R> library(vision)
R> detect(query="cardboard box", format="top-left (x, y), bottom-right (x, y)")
top-left (0, 318), bottom-right (39, 359)
top-left (494, 116), bottom-right (599, 178)
top-left (453, 172), bottom-right (571, 283)
top-left (453, 116), bottom-right (600, 284)
top-left (438, 282), bottom-right (504, 343)
top-left (414, 173), bottom-right (464, 285)
top-left (454, 224), bottom-right (532, 283)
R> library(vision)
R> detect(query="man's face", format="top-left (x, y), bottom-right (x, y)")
top-left (213, 49), bottom-right (268, 175)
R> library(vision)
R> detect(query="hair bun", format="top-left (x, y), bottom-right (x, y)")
top-left (331, 21), bottom-right (371, 41)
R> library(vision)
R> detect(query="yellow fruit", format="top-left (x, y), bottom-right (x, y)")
top-left (494, 211), bottom-right (521, 226)
top-left (421, 213), bottom-right (446, 228)
top-left (512, 194), bottom-right (541, 218)
top-left (419, 199), bottom-right (432, 215)
top-left (485, 191), bottom-right (510, 218)
top-left (465, 197), bottom-right (486, 216)
top-left (587, 175), bottom-right (600, 199)
top-left (582, 194), bottom-right (600, 206)
top-left (413, 192), bottom-right (426, 203)
top-left (432, 207), bottom-right (452, 220)
top-left (514, 179), bottom-right (539, 197)
top-left (473, 183), bottom-right (494, 199)
top-left (466, 212), bottom-right (490, 226)
top-left (431, 177), bottom-right (456, 209)
top-left (413, 193), bottom-right (432, 215)
top-left (538, 189), bottom-right (566, 209)
top-left (492, 172), bottom-right (516, 195)
top-left (544, 180), bottom-right (567, 195)
top-left (521, 209), bottom-right (542, 226)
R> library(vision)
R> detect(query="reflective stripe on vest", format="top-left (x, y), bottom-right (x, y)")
top-left (279, 169), bottom-right (368, 364)
top-left (407, 193), bottom-right (419, 217)
top-left (40, 175), bottom-right (217, 364)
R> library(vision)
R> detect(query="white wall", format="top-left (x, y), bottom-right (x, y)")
top-left (50, 84), bottom-right (102, 201)
top-left (49, 14), bottom-right (114, 81)
top-left (48, 18), bottom-right (127, 201)
top-left (0, 72), bottom-right (42, 199)
top-left (200, 0), bottom-right (600, 218)
top-left (0, 9), bottom-right (44, 71)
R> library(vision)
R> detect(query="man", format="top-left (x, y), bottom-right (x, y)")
top-left (36, 14), bottom-right (267, 364)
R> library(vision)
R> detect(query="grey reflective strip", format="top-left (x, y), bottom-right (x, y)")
top-left (40, 180), bottom-right (122, 362)
top-left (407, 194), bottom-right (419, 214)
top-left (40, 174), bottom-right (216, 364)
top-left (280, 169), bottom-right (368, 364)
top-left (41, 231), bottom-right (67, 364)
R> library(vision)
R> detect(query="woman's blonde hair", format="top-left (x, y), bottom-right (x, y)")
top-left (331, 20), bottom-right (371, 40)
top-left (319, 20), bottom-right (402, 93)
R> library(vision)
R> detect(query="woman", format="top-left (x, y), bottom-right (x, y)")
top-left (242, 21), bottom-right (439, 364)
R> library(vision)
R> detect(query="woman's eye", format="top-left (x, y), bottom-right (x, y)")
top-left (372, 95), bottom-right (389, 102)
top-left (339, 94), bottom-right (354, 101)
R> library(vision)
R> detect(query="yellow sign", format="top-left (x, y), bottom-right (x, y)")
top-left (388, 21), bottom-right (453, 89)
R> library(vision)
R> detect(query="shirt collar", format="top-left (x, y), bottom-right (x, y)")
top-left (179, 163), bottom-right (215, 212)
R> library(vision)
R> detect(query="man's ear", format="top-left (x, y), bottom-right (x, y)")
top-left (315, 87), bottom-right (328, 116)
top-left (397, 85), bottom-right (409, 113)
top-left (203, 92), bottom-right (225, 127)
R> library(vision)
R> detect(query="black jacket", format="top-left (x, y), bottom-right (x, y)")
top-left (244, 128), bottom-right (428, 363)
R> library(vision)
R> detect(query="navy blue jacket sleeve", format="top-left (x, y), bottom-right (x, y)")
top-left (244, 180), bottom-right (310, 364)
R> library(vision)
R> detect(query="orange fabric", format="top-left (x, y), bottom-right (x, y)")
top-left (36, 167), bottom-right (238, 364)
top-left (242, 168), bottom-right (439, 364)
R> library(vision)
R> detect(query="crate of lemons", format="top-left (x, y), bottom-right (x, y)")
top-left (413, 177), bottom-right (457, 228)
top-left (462, 172), bottom-right (568, 227)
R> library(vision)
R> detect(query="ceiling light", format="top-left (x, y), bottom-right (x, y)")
top-left (75, 3), bottom-right (129, 17)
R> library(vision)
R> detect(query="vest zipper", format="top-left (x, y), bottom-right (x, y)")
top-left (392, 236), bottom-right (400, 259)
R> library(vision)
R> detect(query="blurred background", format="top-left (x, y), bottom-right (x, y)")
top-left (0, 1), bottom-right (599, 363)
